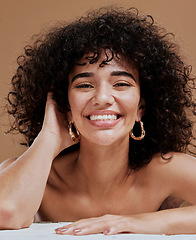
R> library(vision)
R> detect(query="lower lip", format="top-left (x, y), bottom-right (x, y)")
top-left (86, 117), bottom-right (121, 128)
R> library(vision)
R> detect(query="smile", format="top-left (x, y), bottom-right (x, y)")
top-left (86, 112), bottom-right (122, 128)
top-left (89, 114), bottom-right (117, 121)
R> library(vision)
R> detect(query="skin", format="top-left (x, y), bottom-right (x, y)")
top-left (0, 53), bottom-right (196, 235)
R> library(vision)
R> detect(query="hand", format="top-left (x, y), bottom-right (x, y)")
top-left (39, 92), bottom-right (77, 156)
top-left (55, 213), bottom-right (166, 235)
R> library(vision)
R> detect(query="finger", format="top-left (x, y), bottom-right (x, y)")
top-left (45, 92), bottom-right (56, 107)
top-left (61, 215), bottom-right (132, 236)
top-left (45, 93), bottom-right (66, 124)
top-left (55, 224), bottom-right (75, 235)
top-left (55, 221), bottom-right (87, 235)
top-left (61, 221), bottom-right (114, 235)
top-left (105, 221), bottom-right (133, 235)
top-left (46, 92), bottom-right (54, 103)
top-left (44, 92), bottom-right (55, 114)
top-left (55, 218), bottom-right (97, 231)
top-left (55, 217), bottom-right (108, 235)
top-left (104, 216), bottom-right (135, 235)
top-left (47, 92), bottom-right (53, 98)
top-left (56, 222), bottom-right (107, 235)
top-left (55, 221), bottom-right (84, 234)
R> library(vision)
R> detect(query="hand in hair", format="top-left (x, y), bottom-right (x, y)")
top-left (40, 92), bottom-right (77, 157)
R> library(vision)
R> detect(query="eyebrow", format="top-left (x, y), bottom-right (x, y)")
top-left (71, 72), bottom-right (93, 83)
top-left (71, 70), bottom-right (136, 83)
top-left (110, 71), bottom-right (136, 82)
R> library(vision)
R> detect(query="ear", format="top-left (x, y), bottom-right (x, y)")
top-left (136, 98), bottom-right (145, 121)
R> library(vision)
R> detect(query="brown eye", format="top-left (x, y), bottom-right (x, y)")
top-left (114, 82), bottom-right (131, 87)
top-left (75, 83), bottom-right (93, 88)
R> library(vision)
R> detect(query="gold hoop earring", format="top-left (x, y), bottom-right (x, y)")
top-left (130, 120), bottom-right (145, 140)
top-left (68, 121), bottom-right (80, 142)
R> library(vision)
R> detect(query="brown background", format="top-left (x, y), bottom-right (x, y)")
top-left (0, 0), bottom-right (196, 163)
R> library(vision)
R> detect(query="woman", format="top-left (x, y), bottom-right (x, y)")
top-left (0, 7), bottom-right (196, 235)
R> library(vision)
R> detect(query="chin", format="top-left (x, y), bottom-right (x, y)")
top-left (82, 134), bottom-right (127, 146)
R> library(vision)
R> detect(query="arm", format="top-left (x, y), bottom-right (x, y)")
top-left (55, 153), bottom-right (196, 235)
top-left (55, 206), bottom-right (196, 235)
top-left (0, 93), bottom-right (75, 230)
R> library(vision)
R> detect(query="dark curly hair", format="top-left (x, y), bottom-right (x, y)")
top-left (6, 7), bottom-right (195, 170)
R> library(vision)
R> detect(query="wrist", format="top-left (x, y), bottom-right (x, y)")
top-left (33, 131), bottom-right (62, 158)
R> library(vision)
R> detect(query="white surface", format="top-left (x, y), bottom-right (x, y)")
top-left (0, 222), bottom-right (196, 240)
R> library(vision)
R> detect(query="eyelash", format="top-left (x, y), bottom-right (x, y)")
top-left (113, 82), bottom-right (131, 87)
top-left (75, 83), bottom-right (93, 88)
top-left (75, 81), bottom-right (132, 89)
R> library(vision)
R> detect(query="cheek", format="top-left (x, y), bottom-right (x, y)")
top-left (120, 91), bottom-right (140, 112)
top-left (69, 94), bottom-right (86, 122)
top-left (70, 102), bottom-right (80, 121)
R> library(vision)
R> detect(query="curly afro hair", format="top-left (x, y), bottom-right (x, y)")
top-left (6, 7), bottom-right (195, 170)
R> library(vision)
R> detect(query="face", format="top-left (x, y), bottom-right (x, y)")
top-left (68, 53), bottom-right (142, 146)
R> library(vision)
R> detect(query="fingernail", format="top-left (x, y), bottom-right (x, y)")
top-left (55, 227), bottom-right (68, 232)
top-left (104, 229), bottom-right (111, 235)
top-left (55, 227), bottom-right (61, 231)
top-left (73, 228), bottom-right (82, 234)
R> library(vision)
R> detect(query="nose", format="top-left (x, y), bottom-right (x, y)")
top-left (92, 84), bottom-right (114, 106)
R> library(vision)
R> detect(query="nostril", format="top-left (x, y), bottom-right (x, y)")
top-left (92, 93), bottom-right (115, 106)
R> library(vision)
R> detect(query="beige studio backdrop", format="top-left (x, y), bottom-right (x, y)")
top-left (0, 0), bottom-right (196, 162)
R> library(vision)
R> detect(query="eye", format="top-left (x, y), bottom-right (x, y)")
top-left (75, 83), bottom-right (94, 89)
top-left (113, 82), bottom-right (131, 87)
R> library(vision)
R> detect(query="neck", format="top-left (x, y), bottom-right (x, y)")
top-left (74, 136), bottom-right (132, 196)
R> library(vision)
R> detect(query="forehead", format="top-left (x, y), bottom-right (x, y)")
top-left (69, 51), bottom-right (139, 80)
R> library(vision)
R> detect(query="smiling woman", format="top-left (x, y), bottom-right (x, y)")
top-left (0, 6), bottom-right (196, 235)
top-left (68, 52), bottom-right (141, 145)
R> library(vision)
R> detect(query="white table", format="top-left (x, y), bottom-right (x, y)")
top-left (0, 222), bottom-right (196, 240)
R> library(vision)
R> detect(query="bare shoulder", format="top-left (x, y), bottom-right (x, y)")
top-left (0, 157), bottom-right (17, 171)
top-left (145, 152), bottom-right (196, 203)
top-left (159, 152), bottom-right (196, 174)
top-left (146, 152), bottom-right (195, 172)
top-left (144, 152), bottom-right (196, 182)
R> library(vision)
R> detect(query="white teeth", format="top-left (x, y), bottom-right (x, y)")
top-left (89, 115), bottom-right (117, 121)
